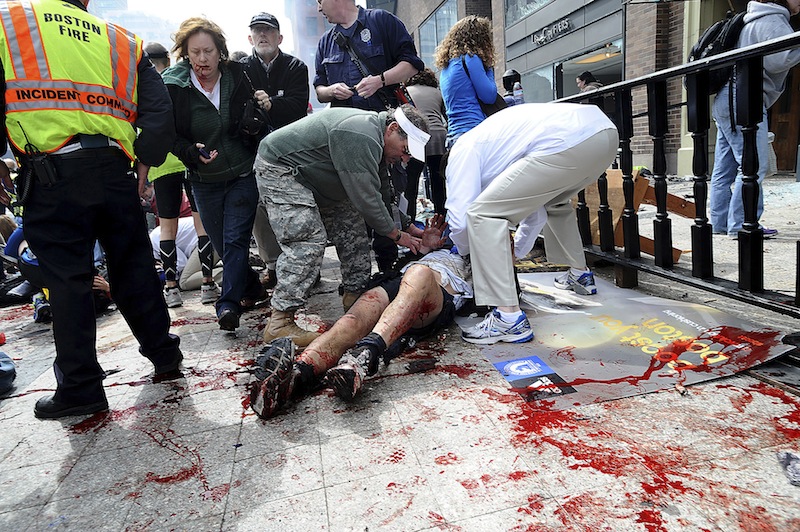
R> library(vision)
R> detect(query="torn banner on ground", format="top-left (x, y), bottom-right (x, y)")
top-left (456, 272), bottom-right (794, 407)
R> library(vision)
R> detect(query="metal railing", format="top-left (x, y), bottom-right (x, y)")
top-left (557, 31), bottom-right (800, 318)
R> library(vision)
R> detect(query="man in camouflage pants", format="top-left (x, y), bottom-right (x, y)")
top-left (254, 104), bottom-right (430, 346)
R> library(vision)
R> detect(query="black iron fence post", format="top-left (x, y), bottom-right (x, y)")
top-left (648, 80), bottom-right (672, 269)
top-left (736, 56), bottom-right (765, 292)
top-left (685, 70), bottom-right (714, 279)
top-left (576, 189), bottom-right (592, 245)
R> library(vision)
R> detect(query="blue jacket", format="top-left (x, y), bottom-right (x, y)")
top-left (439, 53), bottom-right (498, 141)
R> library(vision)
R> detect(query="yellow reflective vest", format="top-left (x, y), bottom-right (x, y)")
top-left (0, 0), bottom-right (142, 159)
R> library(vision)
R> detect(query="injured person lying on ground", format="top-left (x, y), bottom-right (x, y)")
top-left (249, 215), bottom-right (472, 419)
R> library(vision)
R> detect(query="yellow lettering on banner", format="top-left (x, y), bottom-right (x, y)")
top-left (642, 343), bottom-right (658, 354)
top-left (668, 359), bottom-right (698, 371)
top-left (594, 314), bottom-right (730, 366)
top-left (590, 315), bottom-right (639, 335)
top-left (701, 351), bottom-right (727, 364)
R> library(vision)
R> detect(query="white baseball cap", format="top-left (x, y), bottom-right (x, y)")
top-left (394, 107), bottom-right (430, 161)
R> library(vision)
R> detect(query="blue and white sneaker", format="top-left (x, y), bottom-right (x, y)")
top-left (553, 270), bottom-right (597, 295)
top-left (762, 227), bottom-right (778, 239)
top-left (462, 310), bottom-right (534, 345)
top-left (32, 292), bottom-right (52, 324)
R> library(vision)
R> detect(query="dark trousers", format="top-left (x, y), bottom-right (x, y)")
top-left (405, 154), bottom-right (446, 219)
top-left (372, 232), bottom-right (398, 272)
top-left (24, 151), bottom-right (180, 404)
top-left (190, 173), bottom-right (261, 315)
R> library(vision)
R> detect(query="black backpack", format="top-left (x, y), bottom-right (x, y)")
top-left (688, 11), bottom-right (747, 95)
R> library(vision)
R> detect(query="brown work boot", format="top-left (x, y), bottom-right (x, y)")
top-left (342, 291), bottom-right (362, 312)
top-left (263, 310), bottom-right (320, 347)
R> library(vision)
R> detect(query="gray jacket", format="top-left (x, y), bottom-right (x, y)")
top-left (739, 1), bottom-right (800, 109)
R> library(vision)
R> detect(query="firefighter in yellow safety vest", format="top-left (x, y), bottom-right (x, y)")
top-left (0, 0), bottom-right (183, 419)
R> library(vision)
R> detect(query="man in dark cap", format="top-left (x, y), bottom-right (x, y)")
top-left (244, 13), bottom-right (309, 130)
top-left (144, 42), bottom-right (170, 73)
top-left (242, 12), bottom-right (310, 295)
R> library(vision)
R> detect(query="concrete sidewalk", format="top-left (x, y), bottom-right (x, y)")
top-left (1, 232), bottom-right (799, 531)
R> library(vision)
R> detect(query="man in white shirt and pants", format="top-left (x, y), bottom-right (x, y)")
top-left (446, 103), bottom-right (618, 344)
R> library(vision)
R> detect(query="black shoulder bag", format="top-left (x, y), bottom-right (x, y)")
top-left (238, 70), bottom-right (271, 139)
top-left (461, 56), bottom-right (507, 117)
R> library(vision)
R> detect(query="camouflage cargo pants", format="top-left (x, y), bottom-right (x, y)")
top-left (254, 157), bottom-right (371, 312)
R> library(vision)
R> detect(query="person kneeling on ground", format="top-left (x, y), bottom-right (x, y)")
top-left (249, 215), bottom-right (471, 419)
top-left (254, 104), bottom-right (430, 347)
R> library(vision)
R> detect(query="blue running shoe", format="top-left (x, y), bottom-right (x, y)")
top-left (761, 227), bottom-right (778, 239)
top-left (553, 270), bottom-right (597, 295)
top-left (462, 310), bottom-right (534, 345)
top-left (32, 292), bottom-right (52, 323)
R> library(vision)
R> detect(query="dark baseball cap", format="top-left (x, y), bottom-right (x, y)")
top-left (144, 42), bottom-right (168, 59)
top-left (249, 12), bottom-right (279, 30)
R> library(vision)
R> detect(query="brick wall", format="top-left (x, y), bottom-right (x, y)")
top-left (465, 0), bottom-right (492, 19)
top-left (397, 0), bottom-right (500, 84)
top-left (491, 0), bottom-right (506, 79)
top-left (625, 3), bottom-right (685, 173)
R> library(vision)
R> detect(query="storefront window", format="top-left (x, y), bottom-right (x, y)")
top-left (419, 0), bottom-right (457, 70)
top-left (559, 40), bottom-right (623, 98)
top-left (521, 66), bottom-right (554, 103)
top-left (506, 0), bottom-right (553, 28)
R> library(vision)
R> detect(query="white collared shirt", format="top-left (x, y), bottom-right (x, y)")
top-left (190, 69), bottom-right (221, 110)
top-left (445, 103), bottom-right (616, 256)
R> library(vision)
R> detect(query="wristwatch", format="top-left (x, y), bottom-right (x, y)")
top-left (393, 231), bottom-right (402, 242)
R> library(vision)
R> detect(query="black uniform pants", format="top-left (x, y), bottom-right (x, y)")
top-left (24, 149), bottom-right (181, 404)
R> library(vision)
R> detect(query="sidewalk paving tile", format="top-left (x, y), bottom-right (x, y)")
top-left (1, 242), bottom-right (799, 530)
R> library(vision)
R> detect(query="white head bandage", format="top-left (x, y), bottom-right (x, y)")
top-left (394, 107), bottom-right (430, 161)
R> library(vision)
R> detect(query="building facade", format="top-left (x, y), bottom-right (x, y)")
top-left (395, 0), bottom-right (799, 176)
top-left (284, 0), bottom-right (332, 110)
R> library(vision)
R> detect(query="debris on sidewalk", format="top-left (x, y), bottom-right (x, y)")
top-left (776, 450), bottom-right (800, 486)
top-left (405, 357), bottom-right (437, 374)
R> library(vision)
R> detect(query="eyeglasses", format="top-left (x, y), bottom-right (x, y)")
top-left (402, 145), bottom-right (411, 157)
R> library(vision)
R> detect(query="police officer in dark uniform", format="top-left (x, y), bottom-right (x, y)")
top-left (0, 0), bottom-right (182, 419)
top-left (314, 0), bottom-right (423, 111)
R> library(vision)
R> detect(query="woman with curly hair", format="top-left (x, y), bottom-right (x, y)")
top-left (434, 16), bottom-right (498, 148)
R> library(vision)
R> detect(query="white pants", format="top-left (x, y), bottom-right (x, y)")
top-left (467, 128), bottom-right (619, 307)
top-left (178, 247), bottom-right (222, 291)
